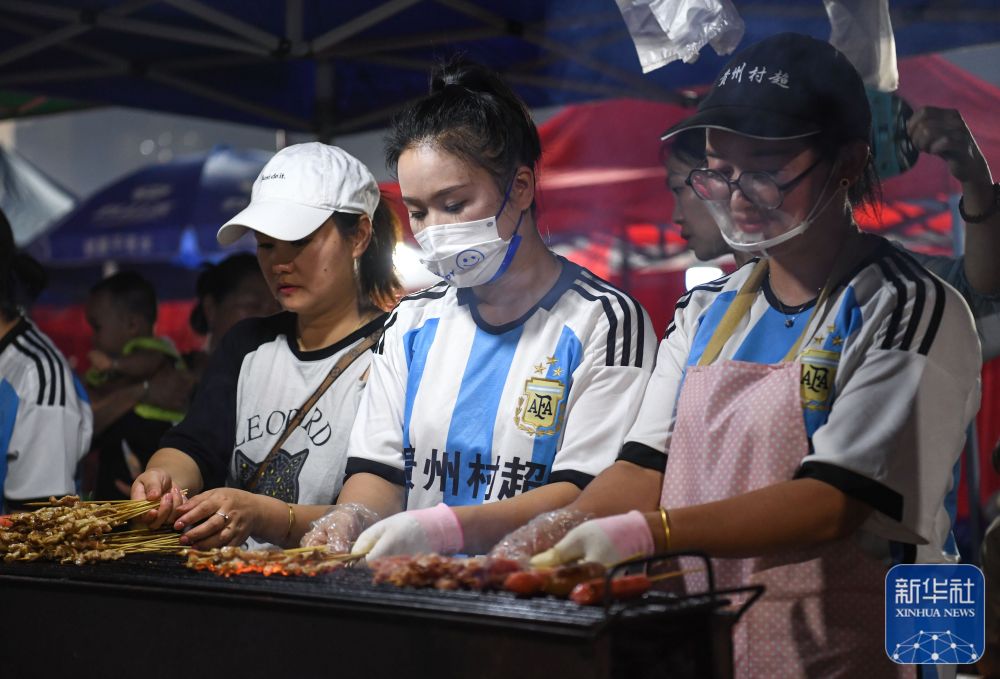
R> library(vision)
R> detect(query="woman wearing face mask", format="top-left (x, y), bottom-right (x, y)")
top-left (301, 58), bottom-right (655, 558)
top-left (494, 34), bottom-right (983, 677)
top-left (665, 129), bottom-right (752, 267)
top-left (130, 143), bottom-right (402, 549)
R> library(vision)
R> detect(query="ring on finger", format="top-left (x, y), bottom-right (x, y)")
top-left (215, 511), bottom-right (231, 523)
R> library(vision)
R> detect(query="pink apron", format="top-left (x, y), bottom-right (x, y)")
top-left (661, 256), bottom-right (912, 678)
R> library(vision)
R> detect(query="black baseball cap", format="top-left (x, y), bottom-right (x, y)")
top-left (661, 33), bottom-right (871, 144)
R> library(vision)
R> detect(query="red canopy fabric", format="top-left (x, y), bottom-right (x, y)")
top-left (885, 54), bottom-right (1000, 202)
top-left (535, 98), bottom-right (685, 236)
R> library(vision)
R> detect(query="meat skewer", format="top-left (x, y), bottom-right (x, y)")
top-left (365, 552), bottom-right (696, 609)
top-left (568, 567), bottom-right (705, 606)
top-left (369, 554), bottom-right (521, 590)
top-left (503, 562), bottom-right (606, 598)
top-left (183, 546), bottom-right (366, 577)
top-left (0, 495), bottom-right (182, 564)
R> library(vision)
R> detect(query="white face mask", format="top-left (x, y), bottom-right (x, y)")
top-left (704, 164), bottom-right (844, 256)
top-left (413, 189), bottom-right (524, 288)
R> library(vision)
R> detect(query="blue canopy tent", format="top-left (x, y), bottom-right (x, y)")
top-left (28, 145), bottom-right (271, 267)
top-left (0, 1), bottom-right (995, 137)
top-left (25, 145), bottom-right (270, 310)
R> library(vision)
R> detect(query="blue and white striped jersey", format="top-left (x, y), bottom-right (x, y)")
top-left (346, 258), bottom-right (655, 509)
top-left (0, 318), bottom-right (92, 507)
top-left (620, 237), bottom-right (981, 563)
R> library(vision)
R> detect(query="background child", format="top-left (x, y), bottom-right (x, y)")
top-left (84, 271), bottom-right (187, 498)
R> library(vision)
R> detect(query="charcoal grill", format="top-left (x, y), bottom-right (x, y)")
top-left (0, 552), bottom-right (754, 679)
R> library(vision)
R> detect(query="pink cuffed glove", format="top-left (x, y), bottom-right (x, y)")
top-left (530, 510), bottom-right (654, 568)
top-left (352, 503), bottom-right (464, 560)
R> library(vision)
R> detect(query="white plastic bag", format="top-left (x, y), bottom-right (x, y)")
top-left (824, 0), bottom-right (898, 92)
top-left (615, 0), bottom-right (745, 73)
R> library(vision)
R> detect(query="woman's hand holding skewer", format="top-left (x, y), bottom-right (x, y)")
top-left (173, 488), bottom-right (262, 549)
top-left (130, 448), bottom-right (204, 529)
top-left (130, 469), bottom-right (186, 530)
top-left (530, 511), bottom-right (655, 569)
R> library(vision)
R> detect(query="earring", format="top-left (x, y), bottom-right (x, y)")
top-left (839, 178), bottom-right (851, 188)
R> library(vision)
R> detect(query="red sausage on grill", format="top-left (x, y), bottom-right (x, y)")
top-left (569, 574), bottom-right (652, 606)
top-left (503, 562), bottom-right (607, 598)
top-left (503, 570), bottom-right (548, 597)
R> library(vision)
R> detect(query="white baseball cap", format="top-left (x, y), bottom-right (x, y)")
top-left (217, 142), bottom-right (380, 246)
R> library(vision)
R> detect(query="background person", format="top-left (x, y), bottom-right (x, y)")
top-left (665, 128), bottom-right (752, 268)
top-left (185, 252), bottom-right (279, 375)
top-left (0, 208), bottom-right (92, 512)
top-left (131, 143), bottom-right (401, 550)
top-left (84, 271), bottom-right (189, 498)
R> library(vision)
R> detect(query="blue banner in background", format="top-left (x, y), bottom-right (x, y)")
top-left (886, 563), bottom-right (985, 665)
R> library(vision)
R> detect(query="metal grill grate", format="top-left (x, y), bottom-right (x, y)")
top-left (0, 553), bottom-right (718, 630)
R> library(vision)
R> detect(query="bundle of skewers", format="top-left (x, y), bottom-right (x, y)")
top-left (0, 495), bottom-right (182, 565)
top-left (183, 545), bottom-right (363, 577)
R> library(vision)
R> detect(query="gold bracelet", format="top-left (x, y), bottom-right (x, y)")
top-left (658, 506), bottom-right (672, 552)
top-left (283, 503), bottom-right (295, 543)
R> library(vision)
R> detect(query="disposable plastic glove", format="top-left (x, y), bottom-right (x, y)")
top-left (488, 509), bottom-right (591, 562)
top-left (352, 503), bottom-right (464, 560)
top-left (300, 503), bottom-right (380, 553)
top-left (530, 510), bottom-right (654, 568)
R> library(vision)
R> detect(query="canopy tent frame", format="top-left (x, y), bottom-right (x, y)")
top-left (0, 0), bottom-right (687, 135)
top-left (0, 1), bottom-right (998, 136)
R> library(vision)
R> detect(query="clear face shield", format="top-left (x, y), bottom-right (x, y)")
top-left (687, 156), bottom-right (845, 255)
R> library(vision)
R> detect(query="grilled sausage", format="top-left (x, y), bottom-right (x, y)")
top-left (503, 570), bottom-right (548, 596)
top-left (569, 574), bottom-right (652, 606)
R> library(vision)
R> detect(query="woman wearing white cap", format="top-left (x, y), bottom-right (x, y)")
top-left (494, 34), bottom-right (986, 677)
top-left (130, 143), bottom-right (401, 549)
top-left (300, 58), bottom-right (656, 558)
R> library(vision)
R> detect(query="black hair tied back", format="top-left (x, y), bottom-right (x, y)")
top-left (430, 60), bottom-right (494, 96)
top-left (386, 56), bottom-right (541, 202)
top-left (331, 196), bottom-right (402, 313)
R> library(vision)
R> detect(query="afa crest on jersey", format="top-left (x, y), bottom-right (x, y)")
top-left (515, 375), bottom-right (566, 437)
top-left (800, 348), bottom-right (840, 411)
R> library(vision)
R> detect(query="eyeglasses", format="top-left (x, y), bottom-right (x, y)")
top-left (686, 157), bottom-right (825, 210)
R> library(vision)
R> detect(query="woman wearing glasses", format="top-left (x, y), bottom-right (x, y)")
top-left (497, 33), bottom-right (987, 677)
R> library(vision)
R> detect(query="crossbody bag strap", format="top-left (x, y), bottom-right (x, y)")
top-left (244, 326), bottom-right (384, 492)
